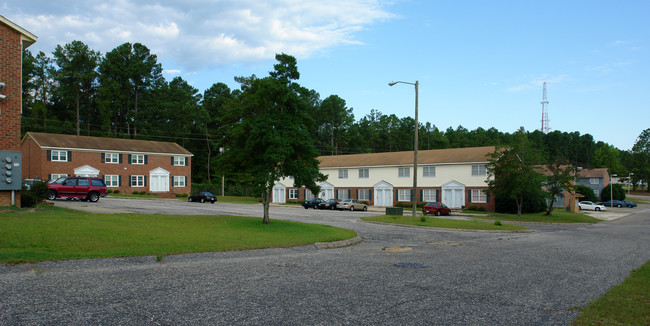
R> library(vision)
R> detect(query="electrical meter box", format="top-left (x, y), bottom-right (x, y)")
top-left (0, 151), bottom-right (22, 191)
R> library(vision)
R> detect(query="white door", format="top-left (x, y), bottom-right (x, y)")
top-left (320, 182), bottom-right (334, 200)
top-left (273, 184), bottom-right (286, 203)
top-left (442, 180), bottom-right (465, 208)
top-left (149, 168), bottom-right (170, 193)
top-left (374, 181), bottom-right (394, 206)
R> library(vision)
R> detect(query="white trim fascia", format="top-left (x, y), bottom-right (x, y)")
top-left (39, 146), bottom-right (193, 157)
top-left (321, 161), bottom-right (489, 170)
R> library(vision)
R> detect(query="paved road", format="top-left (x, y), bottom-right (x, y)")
top-left (1, 198), bottom-right (649, 325)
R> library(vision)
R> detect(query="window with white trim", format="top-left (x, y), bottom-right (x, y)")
top-left (338, 169), bottom-right (348, 179)
top-left (131, 154), bottom-right (145, 164)
top-left (472, 164), bottom-right (486, 176)
top-left (50, 174), bottom-right (68, 181)
top-left (422, 189), bottom-right (437, 202)
top-left (423, 166), bottom-right (435, 177)
top-left (173, 176), bottom-right (186, 187)
top-left (305, 189), bottom-right (314, 199)
top-left (130, 175), bottom-right (145, 187)
top-left (289, 189), bottom-right (299, 199)
top-left (398, 189), bottom-right (411, 201)
top-left (173, 156), bottom-right (186, 166)
top-left (358, 168), bottom-right (369, 179)
top-left (471, 189), bottom-right (487, 203)
top-left (105, 153), bottom-right (119, 163)
top-left (398, 167), bottom-right (410, 178)
top-left (589, 178), bottom-right (599, 185)
top-left (51, 150), bottom-right (68, 162)
top-left (358, 189), bottom-right (370, 201)
top-left (338, 189), bottom-right (350, 200)
top-left (104, 175), bottom-right (119, 187)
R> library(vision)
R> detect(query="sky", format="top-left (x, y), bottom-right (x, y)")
top-left (3, 0), bottom-right (648, 150)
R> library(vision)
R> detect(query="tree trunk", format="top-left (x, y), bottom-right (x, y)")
top-left (262, 188), bottom-right (271, 224)
top-left (545, 199), bottom-right (555, 216)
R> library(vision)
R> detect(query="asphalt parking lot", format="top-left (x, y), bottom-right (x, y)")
top-left (1, 197), bottom-right (648, 325)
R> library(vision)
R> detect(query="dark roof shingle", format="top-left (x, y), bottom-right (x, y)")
top-left (23, 132), bottom-right (192, 156)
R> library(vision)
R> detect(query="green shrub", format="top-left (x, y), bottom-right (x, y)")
top-left (113, 189), bottom-right (120, 194)
top-left (107, 189), bottom-right (113, 194)
top-left (575, 185), bottom-right (598, 202)
top-left (20, 180), bottom-right (49, 208)
top-left (494, 220), bottom-right (502, 226)
top-left (133, 191), bottom-right (140, 195)
top-left (601, 184), bottom-right (626, 201)
top-left (466, 205), bottom-right (487, 212)
top-left (286, 199), bottom-right (301, 205)
top-left (175, 193), bottom-right (188, 198)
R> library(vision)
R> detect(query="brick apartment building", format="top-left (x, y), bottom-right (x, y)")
top-left (0, 15), bottom-right (37, 207)
top-left (22, 132), bottom-right (193, 197)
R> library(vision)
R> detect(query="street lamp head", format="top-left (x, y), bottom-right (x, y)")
top-left (388, 81), bottom-right (397, 86)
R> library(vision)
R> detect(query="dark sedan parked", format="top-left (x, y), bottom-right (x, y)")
top-left (302, 198), bottom-right (324, 209)
top-left (318, 198), bottom-right (340, 210)
top-left (623, 200), bottom-right (637, 208)
top-left (188, 191), bottom-right (217, 204)
top-left (599, 200), bottom-right (625, 208)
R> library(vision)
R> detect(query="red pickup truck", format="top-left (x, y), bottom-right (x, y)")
top-left (47, 176), bottom-right (108, 202)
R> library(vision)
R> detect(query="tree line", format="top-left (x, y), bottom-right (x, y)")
top-left (21, 41), bottom-right (650, 193)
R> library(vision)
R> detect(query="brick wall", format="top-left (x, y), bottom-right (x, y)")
top-left (0, 22), bottom-right (24, 206)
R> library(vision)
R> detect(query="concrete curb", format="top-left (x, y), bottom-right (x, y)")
top-left (314, 235), bottom-right (363, 249)
top-left (362, 220), bottom-right (531, 233)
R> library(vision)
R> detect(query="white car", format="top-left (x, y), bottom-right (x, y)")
top-left (338, 199), bottom-right (368, 211)
top-left (578, 201), bottom-right (607, 211)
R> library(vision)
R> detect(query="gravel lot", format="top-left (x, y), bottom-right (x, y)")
top-left (1, 197), bottom-right (648, 325)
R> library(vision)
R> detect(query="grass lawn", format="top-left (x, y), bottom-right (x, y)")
top-left (465, 210), bottom-right (601, 223)
top-left (572, 261), bottom-right (650, 325)
top-left (0, 206), bottom-right (356, 264)
top-left (361, 215), bottom-right (528, 231)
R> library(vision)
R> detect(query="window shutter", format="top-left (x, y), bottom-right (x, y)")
top-left (48, 173), bottom-right (51, 180)
top-left (144, 175), bottom-right (147, 186)
top-left (101, 153), bottom-right (105, 163)
top-left (118, 175), bottom-right (122, 187)
top-left (185, 157), bottom-right (188, 166)
top-left (129, 175), bottom-right (133, 186)
top-left (128, 154), bottom-right (132, 164)
top-left (119, 154), bottom-right (123, 164)
top-left (420, 190), bottom-right (423, 202)
top-left (436, 190), bottom-right (440, 202)
top-left (144, 155), bottom-right (148, 164)
top-left (356, 189), bottom-right (358, 199)
top-left (67, 151), bottom-right (72, 161)
top-left (468, 190), bottom-right (472, 203)
top-left (395, 189), bottom-right (398, 199)
top-left (46, 150), bottom-right (51, 161)
top-left (171, 157), bottom-right (174, 165)
top-left (410, 189), bottom-right (414, 202)
top-left (486, 192), bottom-right (490, 203)
top-left (184, 176), bottom-right (187, 186)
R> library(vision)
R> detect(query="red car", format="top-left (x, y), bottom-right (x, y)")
top-left (47, 176), bottom-right (107, 202)
top-left (422, 202), bottom-right (451, 216)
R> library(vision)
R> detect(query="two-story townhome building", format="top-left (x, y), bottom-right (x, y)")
top-left (21, 132), bottom-right (192, 197)
top-left (272, 146), bottom-right (495, 211)
top-left (576, 168), bottom-right (610, 200)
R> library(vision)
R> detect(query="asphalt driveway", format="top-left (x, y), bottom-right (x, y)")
top-left (1, 198), bottom-right (648, 325)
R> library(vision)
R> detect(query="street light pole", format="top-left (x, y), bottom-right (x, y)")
top-left (611, 173), bottom-right (617, 205)
top-left (628, 172), bottom-right (634, 196)
top-left (389, 80), bottom-right (419, 218)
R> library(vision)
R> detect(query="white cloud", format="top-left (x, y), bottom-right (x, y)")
top-left (7, 0), bottom-right (394, 71)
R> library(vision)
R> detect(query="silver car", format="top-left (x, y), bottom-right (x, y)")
top-left (578, 201), bottom-right (607, 211)
top-left (339, 199), bottom-right (368, 211)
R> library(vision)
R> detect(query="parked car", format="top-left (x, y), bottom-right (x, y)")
top-left (422, 202), bottom-right (451, 216)
top-left (47, 176), bottom-right (107, 202)
top-left (578, 201), bottom-right (606, 211)
top-left (302, 198), bottom-right (324, 209)
top-left (623, 200), bottom-right (637, 208)
top-left (598, 200), bottom-right (625, 208)
top-left (188, 191), bottom-right (217, 203)
top-left (338, 199), bottom-right (368, 211)
top-left (318, 198), bottom-right (340, 210)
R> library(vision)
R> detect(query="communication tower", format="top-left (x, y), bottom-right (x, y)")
top-left (540, 82), bottom-right (550, 133)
